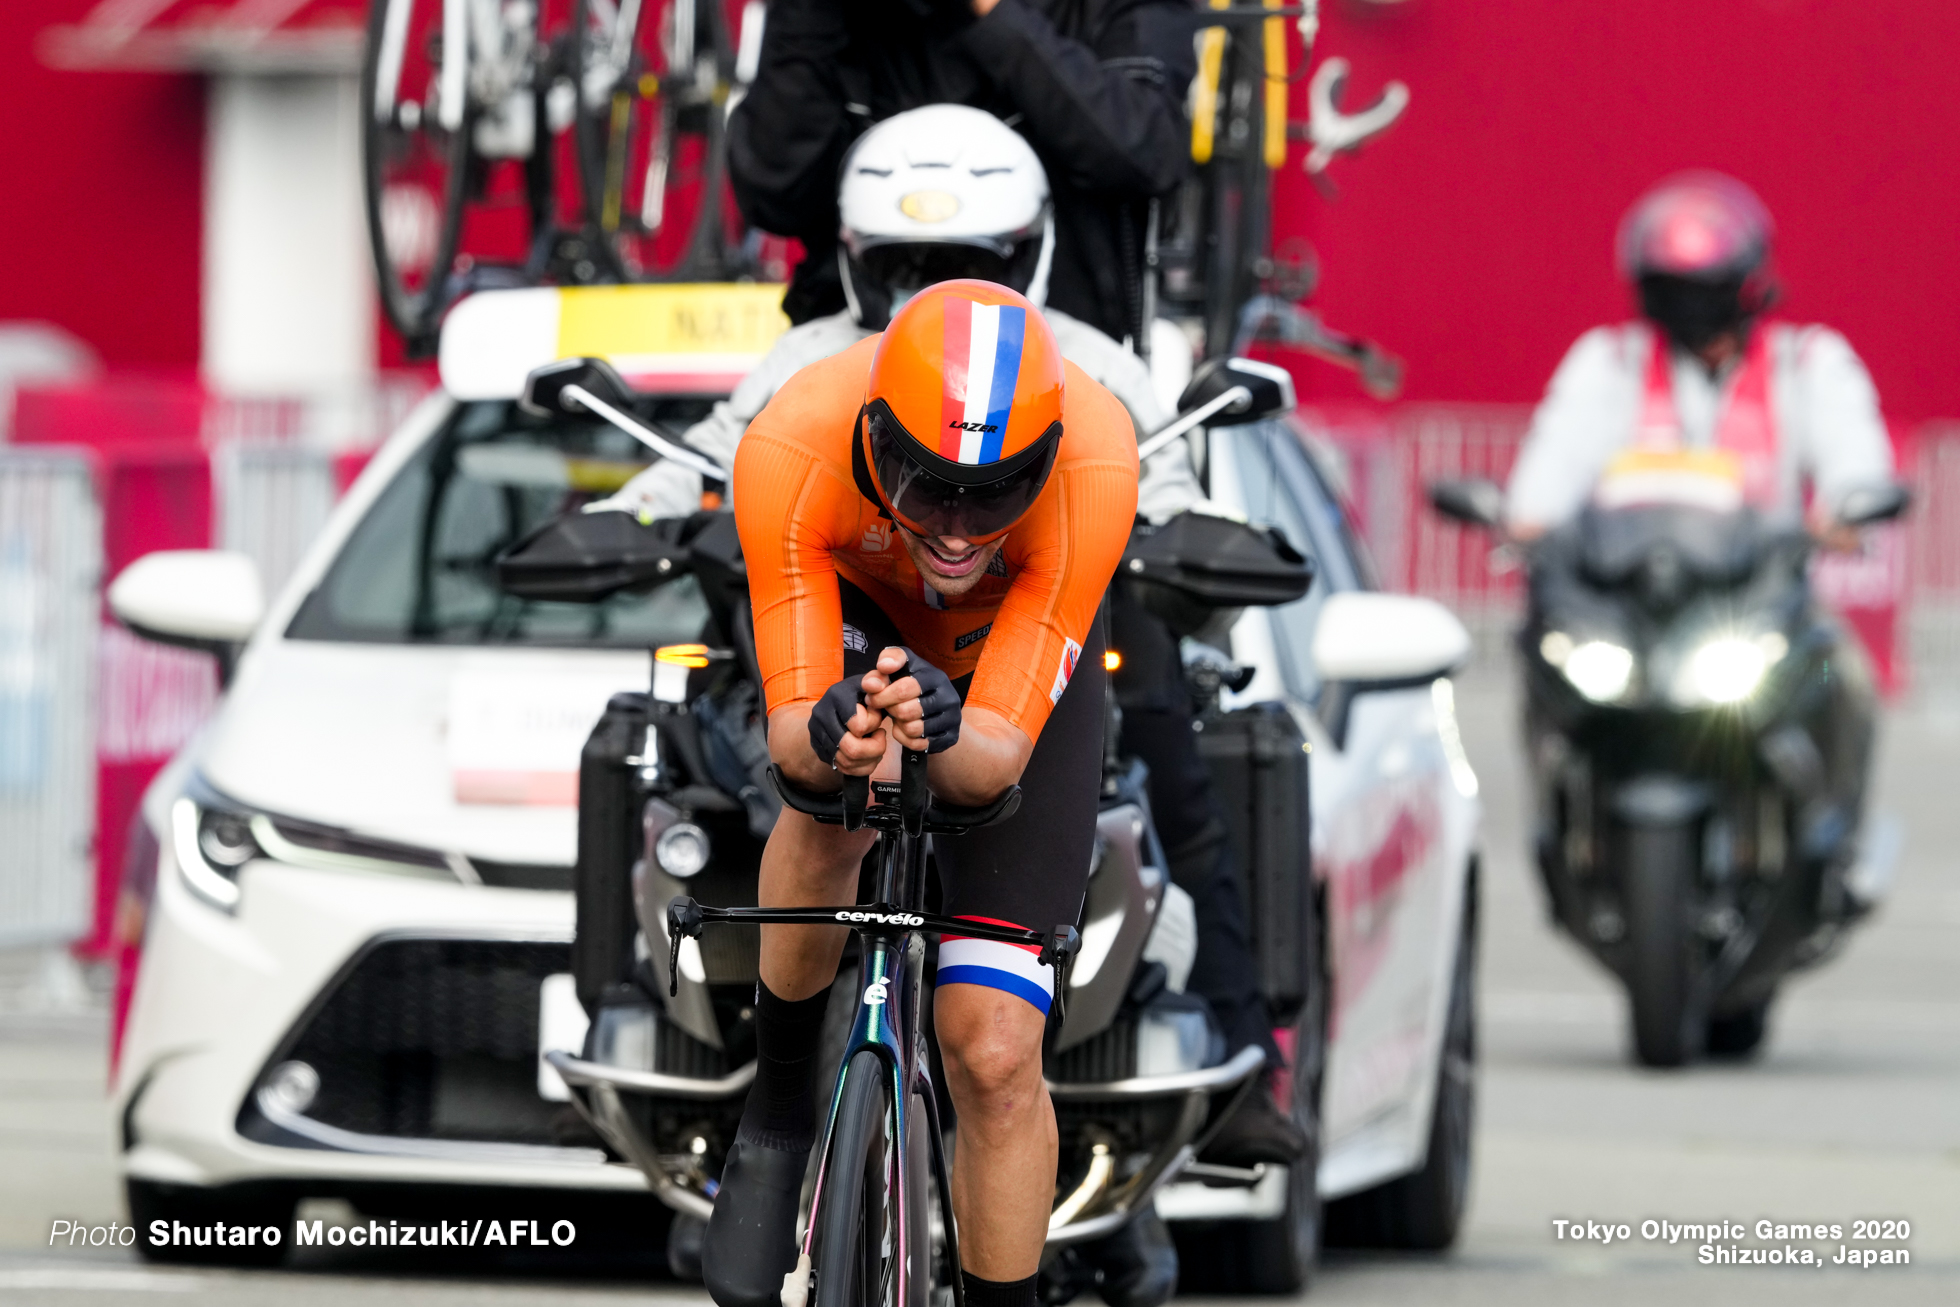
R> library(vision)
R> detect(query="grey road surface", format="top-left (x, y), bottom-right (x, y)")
top-left (3, 670), bottom-right (1956, 1305)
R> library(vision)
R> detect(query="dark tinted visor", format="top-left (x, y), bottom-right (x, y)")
top-left (1639, 273), bottom-right (1748, 350)
top-left (867, 407), bottom-right (1060, 541)
top-left (861, 243), bottom-right (1014, 293)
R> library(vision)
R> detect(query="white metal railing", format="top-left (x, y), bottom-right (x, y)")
top-left (0, 450), bottom-right (102, 948)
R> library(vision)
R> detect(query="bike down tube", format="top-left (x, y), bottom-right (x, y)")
top-left (801, 836), bottom-right (920, 1306)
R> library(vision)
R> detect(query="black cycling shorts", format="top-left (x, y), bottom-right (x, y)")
top-left (839, 580), bottom-right (1104, 1015)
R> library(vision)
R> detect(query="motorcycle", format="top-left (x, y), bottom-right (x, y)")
top-left (1429, 476), bottom-right (1908, 1066)
top-left (494, 356), bottom-right (1324, 1295)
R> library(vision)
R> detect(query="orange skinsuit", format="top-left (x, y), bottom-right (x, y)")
top-left (734, 335), bottom-right (1139, 740)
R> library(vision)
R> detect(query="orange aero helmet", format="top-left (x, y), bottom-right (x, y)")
top-left (860, 279), bottom-right (1065, 542)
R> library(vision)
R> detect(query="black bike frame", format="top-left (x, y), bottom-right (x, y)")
top-left (667, 749), bottom-right (1080, 1307)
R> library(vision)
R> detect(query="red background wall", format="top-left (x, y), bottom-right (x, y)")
top-left (1276, 0), bottom-right (1960, 424)
top-left (6, 0), bottom-right (1955, 426)
top-left (0, 1), bottom-right (204, 369)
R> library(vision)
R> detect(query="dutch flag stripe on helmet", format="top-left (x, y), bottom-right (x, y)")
top-left (939, 298), bottom-right (1027, 465)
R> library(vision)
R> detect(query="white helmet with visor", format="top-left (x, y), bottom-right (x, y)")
top-left (838, 104), bottom-right (1054, 328)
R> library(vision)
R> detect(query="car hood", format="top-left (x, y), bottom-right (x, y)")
top-left (195, 639), bottom-right (650, 866)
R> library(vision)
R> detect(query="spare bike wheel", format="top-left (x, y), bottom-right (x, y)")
top-left (361, 0), bottom-right (472, 342)
top-left (573, 0), bottom-right (736, 281)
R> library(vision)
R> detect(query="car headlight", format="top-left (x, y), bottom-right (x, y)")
top-left (1677, 632), bottom-right (1787, 707)
top-left (171, 794), bottom-right (267, 912)
top-left (1541, 631), bottom-right (1636, 704)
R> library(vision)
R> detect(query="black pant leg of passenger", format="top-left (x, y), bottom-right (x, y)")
top-left (935, 623), bottom-right (1107, 939)
top-left (1111, 589), bottom-right (1279, 1062)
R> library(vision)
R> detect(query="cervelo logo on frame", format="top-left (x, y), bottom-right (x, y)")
top-left (863, 979), bottom-right (891, 1006)
top-left (939, 297), bottom-right (1026, 466)
top-left (835, 910), bottom-right (926, 927)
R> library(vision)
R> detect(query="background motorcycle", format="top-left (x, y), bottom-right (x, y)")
top-left (499, 357), bottom-right (1325, 1297)
top-left (1430, 478), bottom-right (1907, 1066)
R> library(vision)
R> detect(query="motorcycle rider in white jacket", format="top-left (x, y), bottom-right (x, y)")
top-left (1507, 171), bottom-right (1892, 880)
top-left (1507, 171), bottom-right (1894, 543)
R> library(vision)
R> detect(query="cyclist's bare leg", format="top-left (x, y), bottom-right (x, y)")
top-left (935, 984), bottom-right (1056, 1279)
top-left (756, 808), bottom-right (876, 1001)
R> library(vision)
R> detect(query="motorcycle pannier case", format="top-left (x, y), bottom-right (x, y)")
top-left (573, 690), bottom-right (650, 1014)
top-left (1196, 702), bottom-right (1313, 1020)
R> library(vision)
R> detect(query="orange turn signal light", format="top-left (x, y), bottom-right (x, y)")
top-left (1103, 649), bottom-right (1123, 672)
top-left (656, 643), bottom-right (713, 670)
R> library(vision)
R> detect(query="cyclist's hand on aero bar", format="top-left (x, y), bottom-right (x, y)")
top-left (863, 647), bottom-right (962, 754)
top-left (809, 678), bottom-right (887, 777)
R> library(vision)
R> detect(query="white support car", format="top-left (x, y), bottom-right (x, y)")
top-left (1155, 422), bottom-right (1482, 1269)
top-left (110, 286), bottom-right (1480, 1275)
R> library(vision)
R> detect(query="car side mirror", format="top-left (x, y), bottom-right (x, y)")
top-left (519, 356), bottom-right (637, 418)
top-left (1175, 357), bottom-right (1297, 427)
top-left (1427, 478), bottom-right (1505, 531)
top-left (1835, 483), bottom-right (1910, 528)
top-left (108, 550), bottom-right (265, 686)
top-left (1311, 592), bottom-right (1471, 685)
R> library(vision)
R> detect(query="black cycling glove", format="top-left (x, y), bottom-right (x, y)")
top-left (807, 677), bottom-right (867, 768)
top-left (892, 649), bottom-right (963, 754)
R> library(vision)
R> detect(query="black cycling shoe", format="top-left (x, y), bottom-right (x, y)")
top-left (704, 1137), bottom-right (810, 1307)
top-left (1198, 1083), bottom-right (1306, 1168)
top-left (1090, 1208), bottom-right (1179, 1307)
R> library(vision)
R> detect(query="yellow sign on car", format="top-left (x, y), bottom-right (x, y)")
top-left (439, 283), bottom-right (792, 400)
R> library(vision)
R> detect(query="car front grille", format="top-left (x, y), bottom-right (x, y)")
top-left (248, 936), bottom-right (572, 1147)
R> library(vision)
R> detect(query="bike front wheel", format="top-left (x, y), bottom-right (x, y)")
top-left (813, 1049), bottom-right (939, 1307)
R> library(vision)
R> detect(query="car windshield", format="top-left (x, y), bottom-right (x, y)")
top-left (287, 400), bottom-right (713, 648)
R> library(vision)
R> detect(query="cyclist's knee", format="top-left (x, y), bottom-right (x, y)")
top-left (936, 985), bottom-right (1047, 1118)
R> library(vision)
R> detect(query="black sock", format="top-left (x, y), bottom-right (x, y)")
top-left (960, 1271), bottom-right (1038, 1307)
top-left (736, 982), bottom-right (830, 1152)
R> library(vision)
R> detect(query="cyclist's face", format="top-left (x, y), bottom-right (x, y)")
top-left (896, 525), bottom-right (1006, 599)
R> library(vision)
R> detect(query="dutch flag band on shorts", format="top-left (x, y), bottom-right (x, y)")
top-left (937, 917), bottom-right (1054, 1015)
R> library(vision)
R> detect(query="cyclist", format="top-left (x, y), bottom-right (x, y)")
top-left (603, 104), bottom-right (1305, 1176)
top-left (705, 280), bottom-right (1136, 1307)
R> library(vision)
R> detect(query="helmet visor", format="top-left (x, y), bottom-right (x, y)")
top-left (866, 405), bottom-right (1060, 542)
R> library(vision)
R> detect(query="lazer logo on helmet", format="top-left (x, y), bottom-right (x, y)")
top-left (939, 298), bottom-right (1026, 465)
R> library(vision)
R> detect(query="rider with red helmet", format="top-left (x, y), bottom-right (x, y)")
top-left (1507, 171), bottom-right (1894, 540)
top-left (705, 281), bottom-right (1137, 1307)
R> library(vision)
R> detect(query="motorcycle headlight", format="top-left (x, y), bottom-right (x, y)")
top-left (655, 821), bottom-right (711, 879)
top-left (1541, 631), bottom-right (1636, 704)
top-left (1678, 632), bottom-right (1786, 707)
